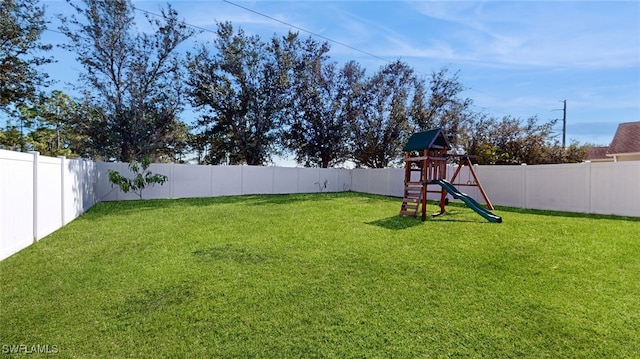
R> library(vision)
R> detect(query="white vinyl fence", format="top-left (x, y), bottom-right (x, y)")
top-left (1, 150), bottom-right (98, 261)
top-left (352, 162), bottom-right (640, 217)
top-left (1, 148), bottom-right (639, 261)
top-left (94, 162), bottom-right (352, 201)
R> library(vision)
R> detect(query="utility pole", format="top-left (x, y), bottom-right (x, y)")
top-left (553, 100), bottom-right (567, 148)
top-left (561, 100), bottom-right (566, 148)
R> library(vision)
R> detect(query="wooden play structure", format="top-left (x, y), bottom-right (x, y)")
top-left (399, 128), bottom-right (501, 223)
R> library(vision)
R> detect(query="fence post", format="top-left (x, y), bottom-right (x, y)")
top-left (28, 151), bottom-right (39, 243)
top-left (585, 161), bottom-right (592, 213)
top-left (58, 156), bottom-right (66, 226)
top-left (521, 163), bottom-right (527, 209)
top-left (170, 162), bottom-right (175, 199)
top-left (296, 167), bottom-right (300, 193)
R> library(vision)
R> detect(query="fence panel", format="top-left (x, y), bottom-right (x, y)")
top-left (63, 159), bottom-right (95, 224)
top-left (524, 163), bottom-right (590, 213)
top-left (242, 166), bottom-right (274, 195)
top-left (95, 162), bottom-right (130, 201)
top-left (296, 167), bottom-right (321, 194)
top-left (35, 155), bottom-right (63, 239)
top-left (350, 169), bottom-right (369, 194)
top-left (137, 163), bottom-right (171, 200)
top-left (475, 165), bottom-right (526, 208)
top-left (273, 167), bottom-right (298, 194)
top-left (337, 169), bottom-right (353, 192)
top-left (210, 165), bottom-right (242, 196)
top-left (313, 168), bottom-right (351, 193)
top-left (0, 150), bottom-right (35, 261)
top-left (171, 163), bottom-right (211, 198)
top-left (324, 168), bottom-right (350, 193)
top-left (590, 162), bottom-right (640, 217)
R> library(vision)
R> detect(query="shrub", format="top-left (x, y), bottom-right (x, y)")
top-left (108, 157), bottom-right (168, 199)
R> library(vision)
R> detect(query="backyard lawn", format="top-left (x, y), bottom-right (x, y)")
top-left (1, 192), bottom-right (639, 358)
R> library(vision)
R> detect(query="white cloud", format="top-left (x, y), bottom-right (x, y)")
top-left (406, 1), bottom-right (640, 69)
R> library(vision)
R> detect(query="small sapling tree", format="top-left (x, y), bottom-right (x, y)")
top-left (108, 157), bottom-right (168, 199)
top-left (315, 179), bottom-right (328, 192)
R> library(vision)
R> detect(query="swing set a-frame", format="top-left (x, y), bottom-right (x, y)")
top-left (399, 128), bottom-right (502, 223)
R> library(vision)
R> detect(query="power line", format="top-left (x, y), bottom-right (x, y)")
top-left (221, 0), bottom-right (392, 64)
top-left (44, 28), bottom-right (66, 36)
top-left (133, 1), bottom-right (526, 119)
top-left (132, 6), bottom-right (214, 34)
top-left (134, 1), bottom-right (392, 64)
top-left (222, 0), bottom-right (528, 119)
top-left (221, 1), bottom-right (526, 119)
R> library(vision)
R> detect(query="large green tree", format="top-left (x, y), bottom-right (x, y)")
top-left (462, 115), bottom-right (587, 164)
top-left (0, 0), bottom-right (52, 151)
top-left (29, 91), bottom-right (82, 156)
top-left (187, 22), bottom-right (290, 165)
top-left (0, 0), bottom-right (51, 109)
top-left (412, 68), bottom-right (475, 148)
top-left (281, 36), bottom-right (352, 168)
top-left (0, 125), bottom-right (23, 151)
top-left (59, 0), bottom-right (193, 161)
top-left (349, 60), bottom-right (417, 168)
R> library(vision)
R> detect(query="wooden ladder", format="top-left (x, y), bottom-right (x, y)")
top-left (400, 151), bottom-right (426, 218)
top-left (399, 181), bottom-right (423, 217)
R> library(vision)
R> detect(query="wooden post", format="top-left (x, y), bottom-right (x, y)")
top-left (449, 159), bottom-right (464, 184)
top-left (421, 149), bottom-right (428, 221)
top-left (449, 156), bottom-right (495, 210)
top-left (404, 152), bottom-right (411, 185)
top-left (467, 161), bottom-right (495, 210)
top-left (437, 150), bottom-right (447, 215)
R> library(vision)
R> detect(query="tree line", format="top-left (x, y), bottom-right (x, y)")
top-left (1, 0), bottom-right (587, 166)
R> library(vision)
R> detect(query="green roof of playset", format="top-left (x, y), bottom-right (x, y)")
top-left (402, 128), bottom-right (451, 152)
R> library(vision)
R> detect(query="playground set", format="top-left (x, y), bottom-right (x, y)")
top-left (399, 128), bottom-right (502, 223)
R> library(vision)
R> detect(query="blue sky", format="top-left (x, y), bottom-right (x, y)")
top-left (41, 0), bottom-right (639, 147)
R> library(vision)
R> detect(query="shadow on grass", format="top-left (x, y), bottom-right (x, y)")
top-left (249, 192), bottom-right (356, 206)
top-left (437, 200), bottom-right (638, 222)
top-left (492, 205), bottom-right (639, 222)
top-left (430, 216), bottom-right (492, 224)
top-left (85, 192), bottom-right (376, 219)
top-left (368, 211), bottom-right (487, 228)
top-left (192, 244), bottom-right (269, 264)
top-left (366, 216), bottom-right (424, 230)
top-left (83, 193), bottom-right (637, 223)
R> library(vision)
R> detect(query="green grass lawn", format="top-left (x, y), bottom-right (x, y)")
top-left (1, 193), bottom-right (639, 358)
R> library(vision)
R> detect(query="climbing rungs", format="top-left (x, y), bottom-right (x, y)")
top-left (404, 188), bottom-right (422, 193)
top-left (399, 210), bottom-right (417, 217)
top-left (401, 209), bottom-right (418, 214)
top-left (400, 164), bottom-right (425, 216)
top-left (404, 188), bottom-right (422, 196)
top-left (401, 201), bottom-right (419, 209)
